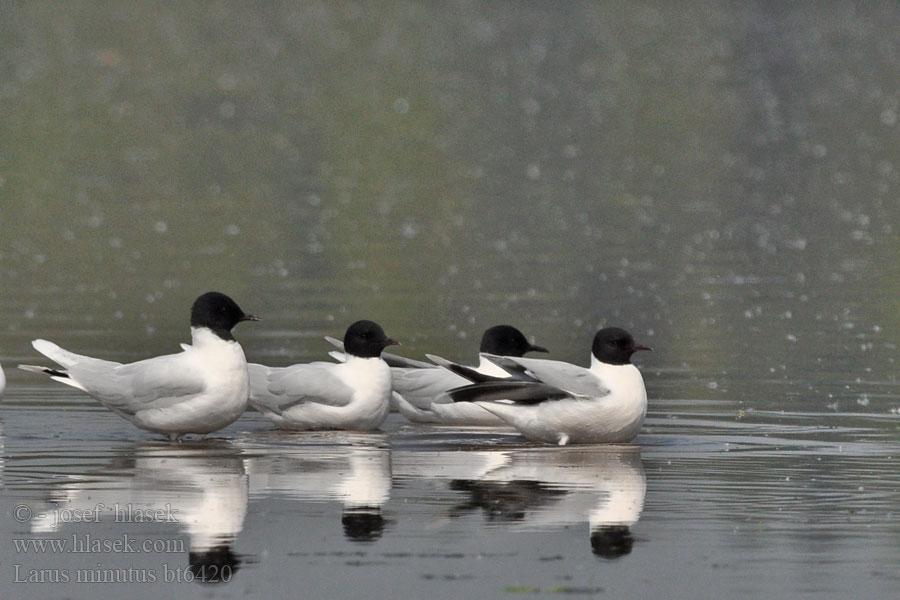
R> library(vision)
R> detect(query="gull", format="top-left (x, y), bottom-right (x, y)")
top-left (328, 325), bottom-right (547, 426)
top-left (19, 292), bottom-right (259, 440)
top-left (248, 320), bottom-right (398, 431)
top-left (435, 327), bottom-right (651, 445)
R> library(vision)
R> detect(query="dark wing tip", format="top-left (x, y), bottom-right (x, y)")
top-left (446, 381), bottom-right (570, 405)
top-left (426, 354), bottom-right (507, 383)
top-left (19, 364), bottom-right (69, 378)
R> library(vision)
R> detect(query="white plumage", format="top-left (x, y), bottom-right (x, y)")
top-left (439, 327), bottom-right (651, 445)
top-left (249, 320), bottom-right (397, 431)
top-left (19, 292), bottom-right (259, 441)
top-left (390, 355), bottom-right (511, 425)
top-left (379, 325), bottom-right (547, 425)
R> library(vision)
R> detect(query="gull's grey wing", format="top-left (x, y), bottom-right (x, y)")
top-left (425, 354), bottom-right (505, 383)
top-left (72, 353), bottom-right (208, 414)
top-left (484, 355), bottom-right (611, 397)
top-left (324, 335), bottom-right (432, 368)
top-left (476, 354), bottom-right (544, 383)
top-left (391, 366), bottom-right (468, 408)
top-left (426, 353), bottom-right (543, 384)
top-left (324, 336), bottom-right (343, 350)
top-left (249, 362), bottom-right (355, 414)
top-left (381, 352), bottom-right (435, 369)
top-left (444, 381), bottom-right (572, 405)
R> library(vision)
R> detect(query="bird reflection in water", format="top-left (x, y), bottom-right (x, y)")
top-left (26, 440), bottom-right (249, 583)
top-left (449, 479), bottom-right (568, 521)
top-left (189, 544), bottom-right (243, 583)
top-left (341, 508), bottom-right (386, 542)
top-left (441, 446), bottom-right (645, 559)
top-left (242, 432), bottom-right (392, 543)
top-left (590, 525), bottom-right (634, 559)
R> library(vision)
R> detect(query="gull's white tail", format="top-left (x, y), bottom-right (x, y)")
top-left (32, 339), bottom-right (87, 368)
top-left (19, 339), bottom-right (91, 392)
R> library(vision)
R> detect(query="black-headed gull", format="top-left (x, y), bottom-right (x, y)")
top-left (19, 292), bottom-right (260, 441)
top-left (438, 327), bottom-right (651, 445)
top-left (248, 320), bottom-right (398, 431)
top-left (387, 325), bottom-right (548, 425)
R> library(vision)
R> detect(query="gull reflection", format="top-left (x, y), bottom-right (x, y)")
top-left (242, 432), bottom-right (392, 542)
top-left (392, 446), bottom-right (513, 481)
top-left (396, 445), bottom-right (645, 558)
top-left (28, 440), bottom-right (248, 582)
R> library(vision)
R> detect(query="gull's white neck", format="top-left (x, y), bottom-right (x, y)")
top-left (345, 354), bottom-right (383, 364)
top-left (589, 355), bottom-right (645, 392)
top-left (191, 326), bottom-right (235, 346)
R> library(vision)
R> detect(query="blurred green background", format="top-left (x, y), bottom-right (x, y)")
top-left (1, 1), bottom-right (898, 407)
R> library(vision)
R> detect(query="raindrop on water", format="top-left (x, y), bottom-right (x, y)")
top-left (393, 97), bottom-right (410, 114)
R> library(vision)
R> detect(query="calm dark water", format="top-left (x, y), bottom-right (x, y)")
top-left (1, 2), bottom-right (899, 598)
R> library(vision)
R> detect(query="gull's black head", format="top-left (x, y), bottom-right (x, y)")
top-left (480, 325), bottom-right (548, 356)
top-left (591, 327), bottom-right (652, 365)
top-left (343, 320), bottom-right (399, 358)
top-left (190, 292), bottom-right (260, 341)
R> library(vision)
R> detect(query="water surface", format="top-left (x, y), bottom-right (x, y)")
top-left (2, 2), bottom-right (899, 598)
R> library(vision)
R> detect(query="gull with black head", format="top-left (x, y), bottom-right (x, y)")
top-left (19, 292), bottom-right (260, 441)
top-left (248, 320), bottom-right (398, 431)
top-left (383, 325), bottom-right (548, 425)
top-left (436, 327), bottom-right (651, 445)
